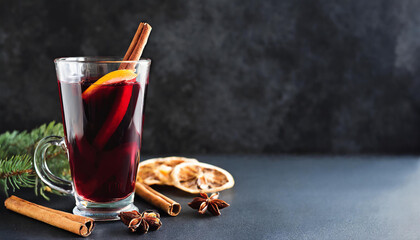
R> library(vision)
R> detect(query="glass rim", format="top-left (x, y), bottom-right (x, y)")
top-left (54, 56), bottom-right (151, 64)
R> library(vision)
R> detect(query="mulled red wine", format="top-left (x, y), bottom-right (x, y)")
top-left (58, 77), bottom-right (145, 202)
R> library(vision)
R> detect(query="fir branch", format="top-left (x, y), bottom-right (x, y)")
top-left (0, 121), bottom-right (69, 199)
top-left (0, 155), bottom-right (36, 194)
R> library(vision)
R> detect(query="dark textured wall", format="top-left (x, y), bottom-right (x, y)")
top-left (1, 0), bottom-right (420, 154)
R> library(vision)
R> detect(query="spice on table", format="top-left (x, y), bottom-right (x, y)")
top-left (119, 210), bottom-right (162, 233)
top-left (119, 210), bottom-right (143, 232)
top-left (135, 182), bottom-right (181, 216)
top-left (141, 210), bottom-right (162, 231)
top-left (188, 192), bottom-right (230, 216)
top-left (4, 195), bottom-right (94, 237)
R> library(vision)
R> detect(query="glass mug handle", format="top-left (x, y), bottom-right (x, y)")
top-left (33, 136), bottom-right (73, 194)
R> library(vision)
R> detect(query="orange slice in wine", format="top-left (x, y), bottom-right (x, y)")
top-left (82, 69), bottom-right (137, 99)
top-left (93, 84), bottom-right (133, 149)
top-left (82, 69), bottom-right (137, 149)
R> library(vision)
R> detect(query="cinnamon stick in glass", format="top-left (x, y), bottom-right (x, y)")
top-left (118, 22), bottom-right (180, 217)
top-left (120, 22), bottom-right (180, 216)
top-left (119, 22), bottom-right (152, 70)
top-left (4, 195), bottom-right (94, 237)
top-left (135, 182), bottom-right (181, 216)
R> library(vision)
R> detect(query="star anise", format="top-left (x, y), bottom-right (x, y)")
top-left (119, 210), bottom-right (143, 232)
top-left (188, 192), bottom-right (230, 216)
top-left (141, 210), bottom-right (162, 231)
top-left (119, 210), bottom-right (162, 233)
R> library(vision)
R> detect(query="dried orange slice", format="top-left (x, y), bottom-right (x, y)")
top-left (137, 157), bottom-right (198, 185)
top-left (171, 162), bottom-right (234, 194)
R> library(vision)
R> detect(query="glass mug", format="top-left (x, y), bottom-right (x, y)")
top-left (34, 57), bottom-right (150, 220)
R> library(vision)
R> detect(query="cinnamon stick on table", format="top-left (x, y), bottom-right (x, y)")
top-left (4, 196), bottom-right (94, 237)
top-left (135, 182), bottom-right (181, 216)
top-left (119, 22), bottom-right (152, 70)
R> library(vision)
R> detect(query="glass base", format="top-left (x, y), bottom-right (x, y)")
top-left (73, 192), bottom-right (138, 221)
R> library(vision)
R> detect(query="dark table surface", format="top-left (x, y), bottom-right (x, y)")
top-left (2, 155), bottom-right (420, 239)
